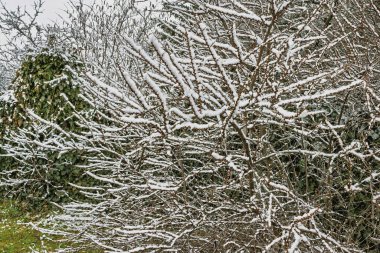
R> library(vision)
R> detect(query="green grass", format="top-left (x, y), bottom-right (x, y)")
top-left (0, 200), bottom-right (62, 252)
top-left (0, 200), bottom-right (103, 252)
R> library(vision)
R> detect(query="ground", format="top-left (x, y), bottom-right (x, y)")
top-left (0, 200), bottom-right (102, 252)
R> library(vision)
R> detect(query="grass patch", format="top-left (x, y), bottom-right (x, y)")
top-left (0, 200), bottom-right (103, 252)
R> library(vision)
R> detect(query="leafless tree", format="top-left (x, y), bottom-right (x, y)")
top-left (1, 0), bottom-right (379, 252)
top-left (0, 0), bottom-right (47, 90)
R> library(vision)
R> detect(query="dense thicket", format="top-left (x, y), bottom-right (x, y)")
top-left (0, 0), bottom-right (379, 252)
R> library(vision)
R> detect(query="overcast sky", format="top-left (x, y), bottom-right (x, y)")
top-left (2, 0), bottom-right (71, 24)
top-left (1, 0), bottom-right (160, 24)
top-left (0, 0), bottom-right (159, 44)
top-left (0, 0), bottom-right (72, 44)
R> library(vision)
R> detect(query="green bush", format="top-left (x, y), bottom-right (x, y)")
top-left (9, 51), bottom-right (85, 128)
top-left (0, 50), bottom-right (94, 206)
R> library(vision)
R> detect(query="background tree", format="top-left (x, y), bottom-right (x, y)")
top-left (0, 0), bottom-right (45, 89)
